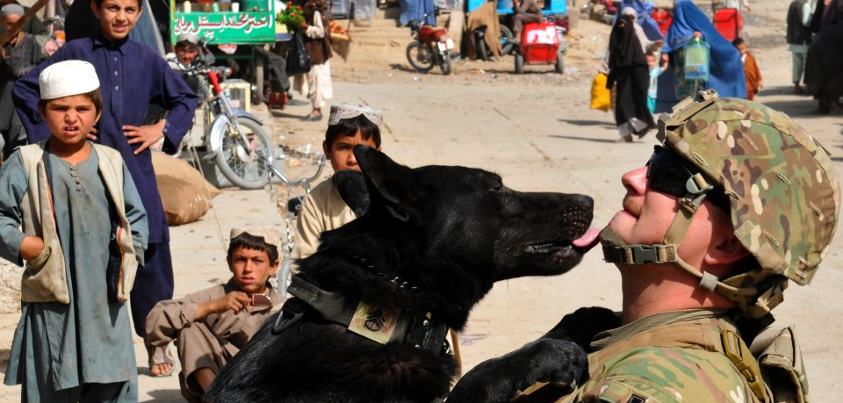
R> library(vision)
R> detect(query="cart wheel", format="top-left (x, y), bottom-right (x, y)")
top-left (514, 53), bottom-right (525, 74)
top-left (555, 52), bottom-right (565, 74)
top-left (500, 25), bottom-right (515, 56)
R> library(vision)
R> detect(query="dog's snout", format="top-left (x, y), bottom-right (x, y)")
top-left (569, 194), bottom-right (593, 211)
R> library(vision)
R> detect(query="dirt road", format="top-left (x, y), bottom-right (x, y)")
top-left (0, 0), bottom-right (840, 401)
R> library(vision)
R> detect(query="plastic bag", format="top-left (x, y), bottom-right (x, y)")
top-left (590, 72), bottom-right (612, 112)
top-left (286, 29), bottom-right (312, 75)
top-left (684, 39), bottom-right (710, 82)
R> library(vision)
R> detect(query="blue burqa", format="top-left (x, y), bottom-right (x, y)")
top-left (655, 0), bottom-right (745, 112)
top-left (400, 0), bottom-right (436, 26)
top-left (620, 0), bottom-right (663, 41)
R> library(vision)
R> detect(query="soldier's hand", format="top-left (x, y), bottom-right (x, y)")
top-left (214, 292), bottom-right (250, 314)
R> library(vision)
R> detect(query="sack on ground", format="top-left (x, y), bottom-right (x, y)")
top-left (152, 152), bottom-right (221, 226)
top-left (590, 72), bottom-right (612, 112)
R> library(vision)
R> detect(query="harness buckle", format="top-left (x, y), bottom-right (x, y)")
top-left (272, 299), bottom-right (306, 334)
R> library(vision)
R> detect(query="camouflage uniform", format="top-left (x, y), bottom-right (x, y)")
top-left (519, 91), bottom-right (836, 403)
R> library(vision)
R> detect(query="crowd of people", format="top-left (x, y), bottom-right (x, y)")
top-left (0, 0), bottom-right (839, 402)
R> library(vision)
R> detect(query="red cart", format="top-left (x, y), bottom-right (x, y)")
top-left (514, 22), bottom-right (565, 74)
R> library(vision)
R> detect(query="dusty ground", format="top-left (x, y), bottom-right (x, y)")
top-left (1, 0), bottom-right (841, 401)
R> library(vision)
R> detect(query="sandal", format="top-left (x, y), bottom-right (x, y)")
top-left (147, 343), bottom-right (176, 377)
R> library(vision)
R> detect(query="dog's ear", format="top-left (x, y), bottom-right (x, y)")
top-left (354, 145), bottom-right (417, 221)
top-left (333, 170), bottom-right (370, 216)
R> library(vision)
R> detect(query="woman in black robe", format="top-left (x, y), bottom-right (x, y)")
top-left (607, 14), bottom-right (654, 142)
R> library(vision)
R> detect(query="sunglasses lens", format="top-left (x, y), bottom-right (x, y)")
top-left (646, 146), bottom-right (693, 198)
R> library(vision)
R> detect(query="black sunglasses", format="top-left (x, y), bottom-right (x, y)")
top-left (646, 146), bottom-right (731, 212)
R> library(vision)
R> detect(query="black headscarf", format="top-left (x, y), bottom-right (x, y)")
top-left (608, 15), bottom-right (646, 70)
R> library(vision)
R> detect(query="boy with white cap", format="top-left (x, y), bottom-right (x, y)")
top-left (0, 59), bottom-right (148, 402)
top-left (145, 227), bottom-right (284, 403)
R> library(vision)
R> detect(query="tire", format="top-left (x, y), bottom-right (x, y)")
top-left (476, 33), bottom-right (489, 61)
top-left (440, 52), bottom-right (452, 75)
top-left (406, 41), bottom-right (435, 73)
top-left (555, 52), bottom-right (565, 74)
top-left (514, 52), bottom-right (525, 74)
top-left (500, 25), bottom-right (515, 55)
top-left (215, 117), bottom-right (273, 189)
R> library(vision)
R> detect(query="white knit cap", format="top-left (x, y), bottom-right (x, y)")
top-left (39, 60), bottom-right (100, 100)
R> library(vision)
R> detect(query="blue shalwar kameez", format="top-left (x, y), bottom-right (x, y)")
top-left (0, 149), bottom-right (149, 402)
top-left (12, 35), bottom-right (199, 337)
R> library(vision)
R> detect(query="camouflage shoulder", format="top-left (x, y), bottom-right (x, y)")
top-left (573, 347), bottom-right (757, 403)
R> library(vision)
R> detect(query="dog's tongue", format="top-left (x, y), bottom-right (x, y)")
top-left (572, 227), bottom-right (601, 250)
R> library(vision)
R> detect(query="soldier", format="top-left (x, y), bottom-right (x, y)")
top-left (452, 90), bottom-right (840, 402)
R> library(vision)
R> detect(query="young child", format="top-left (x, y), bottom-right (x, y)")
top-left (734, 37), bottom-right (762, 100)
top-left (0, 60), bottom-right (148, 402)
top-left (13, 0), bottom-right (199, 372)
top-left (145, 228), bottom-right (284, 403)
top-left (646, 52), bottom-right (667, 114)
top-left (292, 104), bottom-right (383, 260)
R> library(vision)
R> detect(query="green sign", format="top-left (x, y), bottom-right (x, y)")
top-left (171, 11), bottom-right (276, 44)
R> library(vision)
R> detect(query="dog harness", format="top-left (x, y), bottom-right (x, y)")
top-left (272, 275), bottom-right (452, 355)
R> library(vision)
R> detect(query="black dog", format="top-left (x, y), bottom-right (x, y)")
top-left (206, 146), bottom-right (594, 402)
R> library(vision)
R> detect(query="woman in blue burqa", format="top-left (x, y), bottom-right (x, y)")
top-left (655, 0), bottom-right (746, 112)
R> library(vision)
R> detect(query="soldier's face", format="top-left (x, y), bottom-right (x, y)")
top-left (228, 246), bottom-right (279, 294)
top-left (605, 166), bottom-right (734, 271)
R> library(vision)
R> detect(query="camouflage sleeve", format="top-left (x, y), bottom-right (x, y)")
top-left (573, 347), bottom-right (755, 403)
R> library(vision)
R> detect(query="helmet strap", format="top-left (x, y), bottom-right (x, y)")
top-left (602, 173), bottom-right (758, 300)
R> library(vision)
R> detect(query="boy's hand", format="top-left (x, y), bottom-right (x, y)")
top-left (124, 119), bottom-right (166, 155)
top-left (19, 236), bottom-right (45, 261)
top-left (214, 291), bottom-right (251, 314)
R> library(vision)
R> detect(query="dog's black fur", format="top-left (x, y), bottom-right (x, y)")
top-left (206, 146), bottom-right (594, 402)
top-left (447, 307), bottom-right (620, 403)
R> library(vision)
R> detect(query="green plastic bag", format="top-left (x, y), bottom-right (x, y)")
top-left (684, 38), bottom-right (710, 82)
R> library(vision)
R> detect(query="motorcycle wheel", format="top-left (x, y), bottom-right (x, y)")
top-left (440, 52), bottom-right (452, 75)
top-left (514, 52), bottom-right (525, 74)
top-left (475, 29), bottom-right (489, 61)
top-left (500, 25), bottom-right (515, 56)
top-left (216, 117), bottom-right (273, 189)
top-left (555, 52), bottom-right (565, 74)
top-left (406, 41), bottom-right (435, 73)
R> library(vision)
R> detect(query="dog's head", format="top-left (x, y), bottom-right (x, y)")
top-left (351, 146), bottom-right (593, 282)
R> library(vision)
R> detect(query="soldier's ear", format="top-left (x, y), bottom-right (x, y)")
top-left (704, 235), bottom-right (750, 267)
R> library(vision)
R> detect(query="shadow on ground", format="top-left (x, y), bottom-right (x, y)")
top-left (558, 119), bottom-right (615, 128)
top-left (143, 388), bottom-right (184, 403)
top-left (549, 134), bottom-right (636, 144)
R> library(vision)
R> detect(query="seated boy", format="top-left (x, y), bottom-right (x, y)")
top-left (145, 228), bottom-right (284, 402)
top-left (291, 103), bottom-right (383, 260)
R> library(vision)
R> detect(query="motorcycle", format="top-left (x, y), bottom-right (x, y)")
top-left (175, 56), bottom-right (274, 189)
top-left (406, 16), bottom-right (455, 75)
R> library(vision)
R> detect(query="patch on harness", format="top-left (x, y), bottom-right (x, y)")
top-left (627, 394), bottom-right (646, 403)
top-left (349, 302), bottom-right (401, 344)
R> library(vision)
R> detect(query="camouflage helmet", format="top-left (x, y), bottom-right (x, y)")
top-left (657, 90), bottom-right (840, 315)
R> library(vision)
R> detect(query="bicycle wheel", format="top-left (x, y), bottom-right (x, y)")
top-left (215, 117), bottom-right (273, 189)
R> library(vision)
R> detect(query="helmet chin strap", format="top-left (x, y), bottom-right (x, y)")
top-left (601, 173), bottom-right (758, 302)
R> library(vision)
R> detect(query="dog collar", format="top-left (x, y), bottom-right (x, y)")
top-left (272, 276), bottom-right (452, 355)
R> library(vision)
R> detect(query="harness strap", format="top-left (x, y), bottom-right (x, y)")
top-left (276, 275), bottom-right (451, 355)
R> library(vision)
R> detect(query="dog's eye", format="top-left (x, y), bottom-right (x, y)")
top-left (490, 181), bottom-right (503, 192)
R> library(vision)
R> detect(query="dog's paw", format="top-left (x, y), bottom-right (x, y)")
top-left (542, 306), bottom-right (620, 350)
top-left (447, 339), bottom-right (586, 403)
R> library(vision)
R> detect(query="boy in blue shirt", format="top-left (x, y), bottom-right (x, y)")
top-left (12, 0), bottom-right (199, 373)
